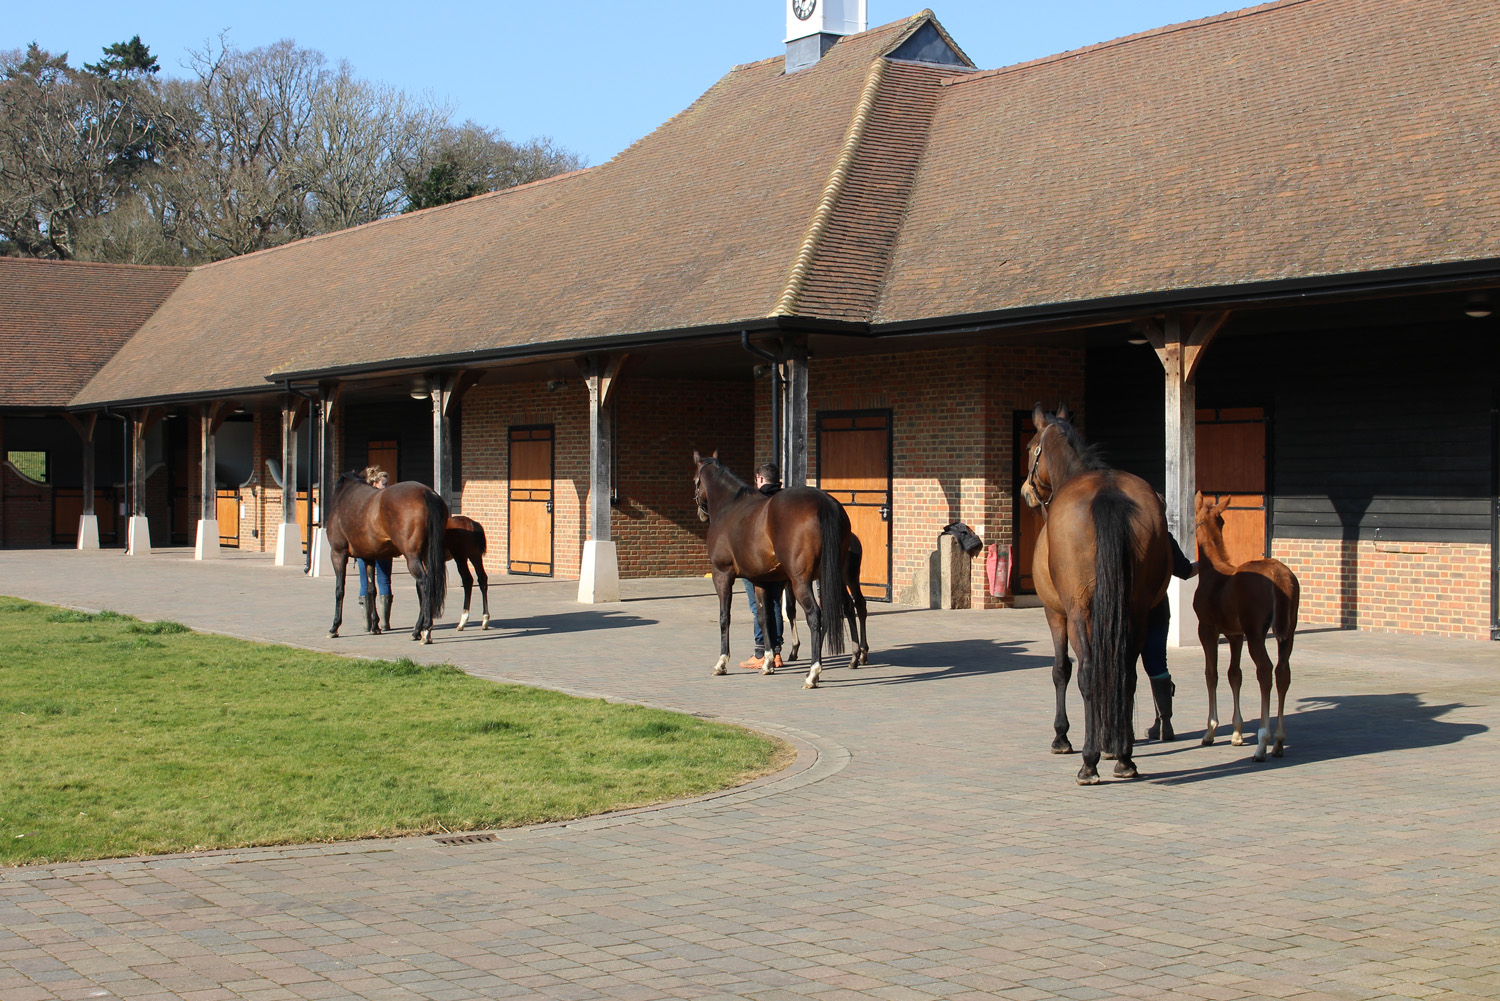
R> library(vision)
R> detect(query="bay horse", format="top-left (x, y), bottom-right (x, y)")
top-left (1193, 492), bottom-right (1301, 760)
top-left (693, 451), bottom-right (868, 689)
top-left (445, 515), bottom-right (491, 631)
top-left (326, 472), bottom-right (448, 643)
top-left (1021, 404), bottom-right (1172, 784)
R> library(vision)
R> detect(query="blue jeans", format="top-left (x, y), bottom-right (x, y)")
top-left (743, 579), bottom-right (784, 654)
top-left (356, 557), bottom-right (392, 597)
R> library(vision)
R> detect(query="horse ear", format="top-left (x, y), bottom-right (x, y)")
top-left (1031, 403), bottom-right (1048, 432)
top-left (1215, 494), bottom-right (1232, 515)
top-left (693, 450), bottom-right (702, 465)
top-left (712, 449), bottom-right (719, 460)
top-left (1056, 402), bottom-right (1071, 423)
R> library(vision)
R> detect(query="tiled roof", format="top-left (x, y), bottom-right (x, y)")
top-left (73, 15), bottom-right (930, 406)
top-left (0, 258), bottom-right (189, 408)
top-left (67, 0), bottom-right (1500, 407)
top-left (876, 0), bottom-right (1500, 323)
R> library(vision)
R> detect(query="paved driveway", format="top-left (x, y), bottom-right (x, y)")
top-left (1, 548), bottom-right (1497, 1001)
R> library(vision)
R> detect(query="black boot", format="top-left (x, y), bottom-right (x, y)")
top-left (380, 595), bottom-right (393, 632)
top-left (358, 597), bottom-right (373, 633)
top-left (1146, 675), bottom-right (1176, 741)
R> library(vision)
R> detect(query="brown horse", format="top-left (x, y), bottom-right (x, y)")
top-left (693, 451), bottom-right (868, 689)
top-left (1193, 492), bottom-right (1301, 760)
top-left (445, 515), bottom-right (491, 631)
top-left (326, 472), bottom-right (449, 643)
top-left (1021, 404), bottom-right (1172, 784)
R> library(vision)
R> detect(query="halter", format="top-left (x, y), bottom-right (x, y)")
top-left (1025, 424), bottom-right (1056, 510)
top-left (693, 461), bottom-right (715, 522)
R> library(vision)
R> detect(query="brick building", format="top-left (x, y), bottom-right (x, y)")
top-left (5, 0), bottom-right (1497, 641)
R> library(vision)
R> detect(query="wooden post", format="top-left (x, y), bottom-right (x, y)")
top-left (785, 338), bottom-right (810, 488)
top-left (64, 413), bottom-right (100, 549)
top-left (1141, 310), bottom-right (1228, 646)
top-left (273, 395), bottom-right (307, 567)
top-left (126, 407), bottom-right (163, 555)
top-left (194, 403), bottom-right (231, 559)
top-left (311, 383), bottom-right (341, 576)
top-left (579, 354), bottom-right (626, 602)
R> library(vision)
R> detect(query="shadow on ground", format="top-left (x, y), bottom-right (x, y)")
top-left (820, 638), bottom-right (1050, 686)
top-left (436, 610), bottom-right (658, 636)
top-left (1144, 692), bottom-right (1487, 784)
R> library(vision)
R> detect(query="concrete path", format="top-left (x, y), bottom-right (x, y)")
top-left (1, 548), bottom-right (1497, 1001)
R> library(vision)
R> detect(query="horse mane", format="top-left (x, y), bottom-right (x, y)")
top-left (702, 457), bottom-right (756, 502)
top-left (1045, 414), bottom-right (1109, 471)
top-left (332, 470), bottom-right (371, 499)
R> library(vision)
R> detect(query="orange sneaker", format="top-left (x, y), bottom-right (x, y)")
top-left (739, 655), bottom-right (765, 669)
top-left (770, 654), bottom-right (784, 670)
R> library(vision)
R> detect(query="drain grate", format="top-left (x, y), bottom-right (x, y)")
top-left (434, 832), bottom-right (499, 845)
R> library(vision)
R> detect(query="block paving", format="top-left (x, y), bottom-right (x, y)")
top-left (1, 548), bottom-right (1497, 1000)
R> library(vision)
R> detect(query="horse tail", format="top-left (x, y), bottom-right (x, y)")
top-left (424, 490), bottom-right (449, 617)
top-left (470, 519), bottom-right (488, 557)
top-left (1088, 489), bottom-right (1139, 759)
top-left (818, 502), bottom-right (847, 657)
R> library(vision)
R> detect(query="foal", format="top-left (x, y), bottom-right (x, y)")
top-left (1192, 493), bottom-right (1301, 761)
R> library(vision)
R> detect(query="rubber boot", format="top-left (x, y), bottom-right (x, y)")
top-left (358, 596), bottom-right (372, 633)
top-left (1146, 675), bottom-right (1176, 741)
top-left (380, 595), bottom-right (393, 632)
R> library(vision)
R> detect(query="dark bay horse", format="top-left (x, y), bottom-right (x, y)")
top-left (693, 451), bottom-right (868, 689)
top-left (1021, 405), bottom-right (1172, 784)
top-left (1193, 492), bottom-right (1300, 760)
top-left (326, 472), bottom-right (448, 643)
top-left (445, 514), bottom-right (491, 631)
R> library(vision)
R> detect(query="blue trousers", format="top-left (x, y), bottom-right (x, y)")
top-left (743, 579), bottom-right (784, 654)
top-left (356, 557), bottom-right (392, 597)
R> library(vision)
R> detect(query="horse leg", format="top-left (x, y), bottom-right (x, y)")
top-left (784, 592), bottom-right (801, 662)
top-left (366, 564), bottom-right (382, 635)
top-left (1272, 629), bottom-right (1292, 757)
top-left (329, 550), bottom-right (349, 638)
top-left (711, 572), bottom-right (734, 676)
top-left (1075, 654), bottom-right (1101, 785)
top-left (1246, 631), bottom-right (1276, 762)
top-left (406, 554), bottom-right (430, 643)
top-left (1046, 607), bottom-right (1074, 754)
top-left (454, 559), bottom-right (474, 631)
top-left (793, 578), bottom-right (824, 689)
top-left (475, 556), bottom-right (491, 630)
top-left (1227, 636), bottom-right (1246, 746)
top-left (1200, 624), bottom-right (1220, 745)
top-left (752, 585), bottom-right (778, 674)
top-left (847, 579), bottom-right (869, 668)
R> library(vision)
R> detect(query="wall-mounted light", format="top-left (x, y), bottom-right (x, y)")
top-left (1464, 292), bottom-right (1491, 319)
top-left (546, 379), bottom-right (567, 392)
top-left (409, 377), bottom-right (430, 400)
top-left (751, 364), bottom-right (771, 379)
top-left (1126, 337), bottom-right (1149, 345)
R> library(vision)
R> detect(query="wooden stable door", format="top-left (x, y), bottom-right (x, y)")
top-left (216, 489), bottom-right (240, 547)
top-left (1012, 416), bottom-right (1046, 594)
top-left (366, 439), bottom-right (398, 480)
top-left (817, 411), bottom-right (892, 601)
top-left (508, 426), bottom-right (554, 576)
top-left (1196, 407), bottom-right (1268, 565)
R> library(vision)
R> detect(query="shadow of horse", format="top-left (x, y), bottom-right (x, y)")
top-left (825, 638), bottom-right (1051, 686)
top-left (1146, 692), bottom-right (1487, 785)
top-left (438, 610), bottom-right (658, 636)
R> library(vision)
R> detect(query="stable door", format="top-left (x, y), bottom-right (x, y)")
top-left (817, 411), bottom-right (892, 601)
top-left (1196, 407), bottom-right (1268, 565)
top-left (508, 426), bottom-right (554, 576)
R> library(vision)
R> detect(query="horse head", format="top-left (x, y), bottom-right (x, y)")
top-left (692, 450), bottom-right (720, 522)
top-left (1194, 491), bottom-right (1232, 547)
top-left (1021, 403), bottom-right (1091, 510)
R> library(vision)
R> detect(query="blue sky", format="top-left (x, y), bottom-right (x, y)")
top-left (9, 1), bottom-right (1237, 166)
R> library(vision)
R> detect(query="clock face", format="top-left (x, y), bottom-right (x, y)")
top-left (792, 0), bottom-right (816, 20)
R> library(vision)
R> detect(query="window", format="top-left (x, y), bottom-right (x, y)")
top-left (5, 450), bottom-right (48, 483)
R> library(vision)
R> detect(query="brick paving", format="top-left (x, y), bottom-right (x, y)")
top-left (1, 548), bottom-right (1497, 1000)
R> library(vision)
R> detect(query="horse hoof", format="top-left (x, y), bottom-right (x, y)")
top-left (1113, 761), bottom-right (1139, 779)
top-left (1102, 752), bottom-right (1116, 761)
top-left (1231, 734), bottom-right (1246, 747)
top-left (802, 678), bottom-right (818, 689)
top-left (1272, 743), bottom-right (1285, 758)
top-left (456, 622), bottom-right (466, 632)
top-left (1076, 771), bottom-right (1100, 786)
top-left (1051, 739), bottom-right (1074, 755)
top-left (328, 630), bottom-right (339, 639)
top-left (711, 656), bottom-right (729, 677)
top-left (481, 617), bottom-right (491, 630)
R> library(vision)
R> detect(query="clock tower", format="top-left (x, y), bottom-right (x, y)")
top-left (785, 0), bottom-right (867, 73)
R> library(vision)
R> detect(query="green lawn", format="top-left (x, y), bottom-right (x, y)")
top-left (0, 597), bottom-right (787, 865)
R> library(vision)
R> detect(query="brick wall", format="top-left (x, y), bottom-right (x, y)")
top-left (1274, 537), bottom-right (1493, 641)
top-left (2, 460), bottom-right (52, 547)
top-left (459, 378), bottom-right (754, 580)
top-left (780, 344), bottom-right (1083, 607)
top-left (460, 381), bottom-right (588, 579)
